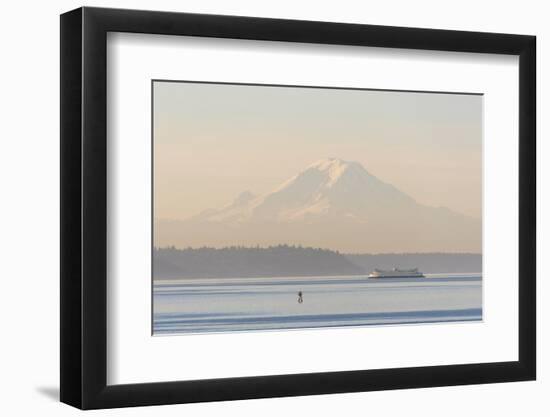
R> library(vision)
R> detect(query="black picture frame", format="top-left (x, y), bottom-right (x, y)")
top-left (60, 6), bottom-right (536, 410)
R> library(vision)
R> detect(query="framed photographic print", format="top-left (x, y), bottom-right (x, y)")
top-left (60, 6), bottom-right (536, 409)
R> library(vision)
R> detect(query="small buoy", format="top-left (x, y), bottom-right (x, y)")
top-left (298, 291), bottom-right (303, 304)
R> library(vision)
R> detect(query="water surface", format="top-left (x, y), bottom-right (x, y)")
top-left (153, 273), bottom-right (482, 335)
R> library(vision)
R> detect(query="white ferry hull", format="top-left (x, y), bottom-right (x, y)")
top-left (368, 268), bottom-right (425, 279)
top-left (368, 274), bottom-right (425, 279)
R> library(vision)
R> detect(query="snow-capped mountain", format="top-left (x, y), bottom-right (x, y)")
top-left (195, 158), bottom-right (416, 223)
top-left (156, 158), bottom-right (481, 253)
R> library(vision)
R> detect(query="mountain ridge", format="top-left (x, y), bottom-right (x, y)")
top-left (155, 158), bottom-right (481, 253)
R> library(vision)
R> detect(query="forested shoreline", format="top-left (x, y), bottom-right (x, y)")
top-left (153, 246), bottom-right (481, 279)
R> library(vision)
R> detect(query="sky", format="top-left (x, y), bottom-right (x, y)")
top-left (153, 80), bottom-right (482, 221)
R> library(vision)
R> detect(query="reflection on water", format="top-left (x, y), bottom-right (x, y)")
top-left (153, 273), bottom-right (482, 335)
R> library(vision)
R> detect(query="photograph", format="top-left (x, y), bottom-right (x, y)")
top-left (152, 80), bottom-right (483, 335)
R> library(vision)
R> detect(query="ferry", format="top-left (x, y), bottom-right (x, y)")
top-left (368, 268), bottom-right (425, 279)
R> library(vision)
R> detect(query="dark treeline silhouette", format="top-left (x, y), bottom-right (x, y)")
top-left (153, 245), bottom-right (364, 279)
top-left (153, 245), bottom-right (482, 279)
top-left (346, 253), bottom-right (481, 274)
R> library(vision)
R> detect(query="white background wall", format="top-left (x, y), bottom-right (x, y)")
top-left (0, 0), bottom-right (545, 415)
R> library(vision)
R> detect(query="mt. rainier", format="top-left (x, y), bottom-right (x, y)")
top-left (156, 158), bottom-right (481, 253)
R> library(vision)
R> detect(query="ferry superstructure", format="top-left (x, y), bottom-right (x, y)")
top-left (368, 268), bottom-right (425, 279)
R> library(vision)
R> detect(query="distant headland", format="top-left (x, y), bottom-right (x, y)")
top-left (153, 245), bottom-right (481, 280)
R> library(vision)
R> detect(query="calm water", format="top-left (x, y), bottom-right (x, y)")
top-left (153, 273), bottom-right (482, 335)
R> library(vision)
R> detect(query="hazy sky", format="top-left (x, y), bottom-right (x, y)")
top-left (154, 81), bottom-right (482, 220)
